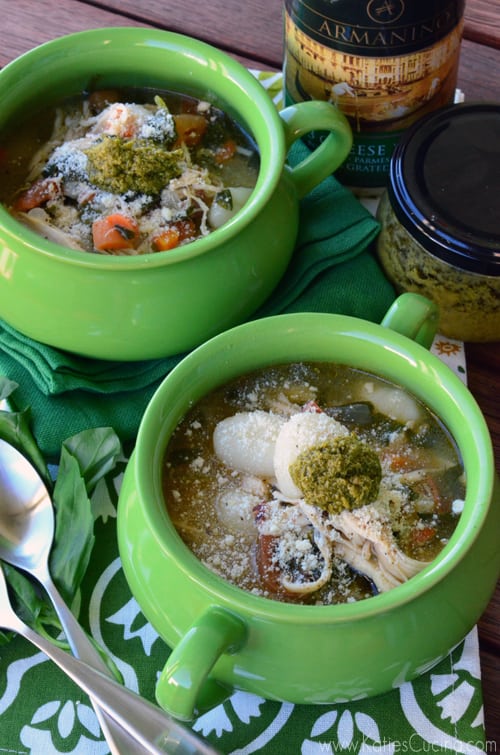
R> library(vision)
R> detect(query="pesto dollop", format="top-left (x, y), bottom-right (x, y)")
top-left (85, 135), bottom-right (184, 195)
top-left (289, 434), bottom-right (382, 514)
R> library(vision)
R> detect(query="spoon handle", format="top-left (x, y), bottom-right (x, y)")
top-left (43, 575), bottom-right (150, 754)
top-left (12, 612), bottom-right (218, 755)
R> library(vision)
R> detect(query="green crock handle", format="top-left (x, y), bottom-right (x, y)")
top-left (381, 293), bottom-right (440, 349)
top-left (279, 101), bottom-right (353, 199)
top-left (155, 607), bottom-right (247, 722)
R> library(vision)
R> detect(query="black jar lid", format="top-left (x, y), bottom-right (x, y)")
top-left (388, 103), bottom-right (500, 276)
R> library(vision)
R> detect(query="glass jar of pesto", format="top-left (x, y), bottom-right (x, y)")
top-left (376, 103), bottom-right (500, 342)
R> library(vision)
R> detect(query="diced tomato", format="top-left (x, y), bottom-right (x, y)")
top-left (410, 525), bottom-right (437, 547)
top-left (13, 178), bottom-right (60, 212)
top-left (152, 219), bottom-right (197, 252)
top-left (384, 451), bottom-right (416, 473)
top-left (98, 104), bottom-right (138, 138)
top-left (256, 534), bottom-right (283, 594)
top-left (92, 213), bottom-right (139, 252)
top-left (253, 503), bottom-right (281, 593)
top-left (214, 139), bottom-right (237, 164)
top-left (173, 113), bottom-right (208, 147)
top-left (253, 502), bottom-right (298, 598)
top-left (180, 100), bottom-right (200, 115)
top-left (302, 400), bottom-right (323, 414)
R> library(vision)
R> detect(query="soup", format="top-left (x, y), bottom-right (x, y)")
top-left (0, 87), bottom-right (259, 254)
top-left (162, 362), bottom-right (465, 605)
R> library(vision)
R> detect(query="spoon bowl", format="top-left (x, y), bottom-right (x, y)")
top-left (0, 438), bottom-right (54, 575)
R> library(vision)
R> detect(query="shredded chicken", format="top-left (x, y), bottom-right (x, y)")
top-left (327, 506), bottom-right (428, 592)
top-left (216, 404), bottom-right (435, 599)
top-left (14, 209), bottom-right (85, 250)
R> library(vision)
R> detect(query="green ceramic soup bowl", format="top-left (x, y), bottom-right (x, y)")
top-left (117, 292), bottom-right (500, 721)
top-left (0, 28), bottom-right (352, 361)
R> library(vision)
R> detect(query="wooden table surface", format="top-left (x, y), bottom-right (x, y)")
top-left (0, 0), bottom-right (499, 747)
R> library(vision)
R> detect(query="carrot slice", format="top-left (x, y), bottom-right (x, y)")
top-left (92, 213), bottom-right (139, 252)
top-left (152, 219), bottom-right (197, 252)
top-left (410, 524), bottom-right (437, 547)
top-left (152, 227), bottom-right (181, 252)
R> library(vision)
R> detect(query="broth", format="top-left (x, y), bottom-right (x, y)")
top-left (0, 87), bottom-right (259, 254)
top-left (163, 362), bottom-right (465, 605)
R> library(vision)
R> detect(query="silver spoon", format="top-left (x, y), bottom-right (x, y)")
top-left (0, 561), bottom-right (217, 754)
top-left (0, 436), bottom-right (217, 754)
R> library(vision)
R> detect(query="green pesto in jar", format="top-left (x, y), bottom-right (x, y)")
top-left (376, 104), bottom-right (500, 342)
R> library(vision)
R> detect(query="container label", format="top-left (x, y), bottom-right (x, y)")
top-left (284, 0), bottom-right (465, 187)
top-left (339, 132), bottom-right (403, 187)
top-left (284, 0), bottom-right (465, 56)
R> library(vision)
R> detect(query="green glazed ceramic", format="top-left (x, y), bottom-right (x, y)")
top-left (117, 293), bottom-right (500, 721)
top-left (0, 28), bottom-right (352, 361)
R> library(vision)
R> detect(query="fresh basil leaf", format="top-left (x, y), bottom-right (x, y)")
top-left (1, 562), bottom-right (44, 624)
top-left (50, 448), bottom-right (95, 603)
top-left (0, 376), bottom-right (52, 487)
top-left (62, 426), bottom-right (124, 494)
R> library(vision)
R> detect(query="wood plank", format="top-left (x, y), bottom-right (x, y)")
top-left (77, 0), bottom-right (500, 62)
top-left (466, 342), bottom-right (500, 470)
top-left (3, 3), bottom-right (500, 101)
top-left (465, 0), bottom-right (500, 49)
top-left (478, 648), bottom-right (500, 747)
top-left (468, 339), bottom-right (500, 748)
top-left (0, 0), bottom-right (149, 69)
top-left (479, 581), bottom-right (500, 654)
top-left (0, 0), bottom-right (274, 70)
top-left (458, 39), bottom-right (500, 101)
top-left (76, 0), bottom-right (285, 67)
